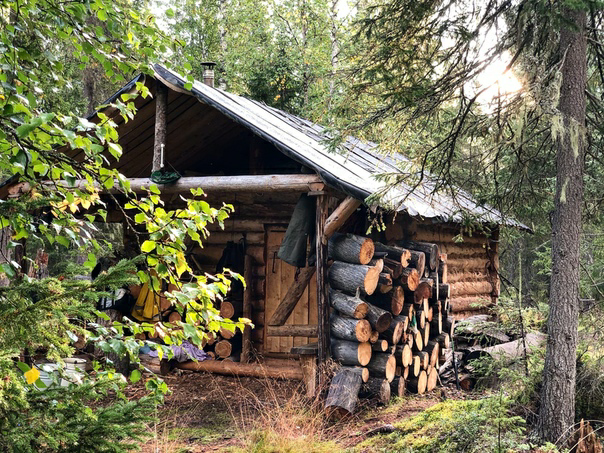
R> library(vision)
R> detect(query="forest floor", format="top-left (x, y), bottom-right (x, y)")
top-left (128, 369), bottom-right (460, 453)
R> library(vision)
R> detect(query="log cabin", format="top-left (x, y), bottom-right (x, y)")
top-left (1, 63), bottom-right (528, 393)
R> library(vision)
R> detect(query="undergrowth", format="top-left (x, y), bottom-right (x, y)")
top-left (358, 396), bottom-right (535, 453)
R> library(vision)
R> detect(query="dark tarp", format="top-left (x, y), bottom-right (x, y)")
top-left (277, 194), bottom-right (315, 268)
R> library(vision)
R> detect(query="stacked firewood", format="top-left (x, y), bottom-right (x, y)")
top-left (324, 233), bottom-right (455, 417)
top-left (197, 299), bottom-right (243, 360)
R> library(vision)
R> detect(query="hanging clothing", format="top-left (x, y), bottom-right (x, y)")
top-left (278, 194), bottom-right (316, 268)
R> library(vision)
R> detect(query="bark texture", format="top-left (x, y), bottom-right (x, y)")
top-left (538, 7), bottom-right (586, 444)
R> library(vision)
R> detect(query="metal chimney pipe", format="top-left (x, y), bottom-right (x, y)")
top-left (201, 61), bottom-right (216, 88)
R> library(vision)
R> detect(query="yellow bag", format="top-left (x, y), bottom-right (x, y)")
top-left (131, 282), bottom-right (160, 322)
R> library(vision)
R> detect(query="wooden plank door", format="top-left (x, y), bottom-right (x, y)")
top-left (264, 227), bottom-right (317, 354)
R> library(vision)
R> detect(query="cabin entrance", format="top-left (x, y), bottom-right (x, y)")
top-left (264, 227), bottom-right (317, 354)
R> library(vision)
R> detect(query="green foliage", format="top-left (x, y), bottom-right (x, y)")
top-left (156, 0), bottom-right (348, 119)
top-left (0, 0), bottom-right (249, 451)
top-left (360, 398), bottom-right (529, 453)
top-left (0, 380), bottom-right (157, 453)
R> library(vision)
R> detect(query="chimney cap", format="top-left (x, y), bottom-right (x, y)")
top-left (201, 61), bottom-right (217, 70)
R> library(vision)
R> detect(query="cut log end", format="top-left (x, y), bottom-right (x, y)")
top-left (358, 342), bottom-right (372, 366)
top-left (408, 370), bottom-right (428, 394)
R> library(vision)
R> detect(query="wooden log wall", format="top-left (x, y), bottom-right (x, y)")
top-left (381, 216), bottom-right (500, 321)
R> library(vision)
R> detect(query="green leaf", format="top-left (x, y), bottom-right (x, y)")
top-left (83, 253), bottom-right (97, 269)
top-left (16, 117), bottom-right (43, 138)
top-left (1, 263), bottom-right (16, 278)
top-left (56, 235), bottom-right (70, 247)
top-left (97, 9), bottom-right (108, 21)
top-left (108, 142), bottom-right (122, 158)
top-left (140, 240), bottom-right (156, 253)
top-left (130, 369), bottom-right (141, 383)
top-left (16, 362), bottom-right (31, 373)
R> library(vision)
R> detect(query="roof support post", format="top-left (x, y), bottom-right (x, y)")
top-left (323, 196), bottom-right (361, 243)
top-left (315, 193), bottom-right (329, 389)
top-left (152, 80), bottom-right (169, 173)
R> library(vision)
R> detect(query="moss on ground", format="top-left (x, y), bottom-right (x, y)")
top-left (356, 397), bottom-right (531, 453)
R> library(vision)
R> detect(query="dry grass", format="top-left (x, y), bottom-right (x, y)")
top-left (224, 366), bottom-right (345, 452)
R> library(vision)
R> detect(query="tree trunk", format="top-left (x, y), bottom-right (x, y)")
top-left (152, 81), bottom-right (168, 173)
top-left (538, 8), bottom-right (586, 443)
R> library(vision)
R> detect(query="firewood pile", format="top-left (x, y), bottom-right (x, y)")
top-left (438, 314), bottom-right (546, 390)
top-left (324, 233), bottom-right (455, 417)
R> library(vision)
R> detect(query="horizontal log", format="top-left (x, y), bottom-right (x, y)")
top-left (329, 289), bottom-right (369, 319)
top-left (391, 376), bottom-right (406, 397)
top-left (330, 313), bottom-right (372, 343)
top-left (331, 338), bottom-right (372, 366)
top-left (373, 243), bottom-right (411, 267)
top-left (328, 261), bottom-right (380, 296)
top-left (407, 370), bottom-right (427, 394)
top-left (328, 233), bottom-right (375, 265)
top-left (64, 174), bottom-right (325, 195)
top-left (360, 377), bottom-right (391, 404)
top-left (340, 366), bottom-right (370, 383)
top-left (266, 325), bottom-right (318, 337)
top-left (365, 302), bottom-right (393, 333)
top-left (450, 281), bottom-right (495, 297)
top-left (400, 241), bottom-right (439, 270)
top-left (446, 270), bottom-right (490, 283)
top-left (466, 333), bottom-right (547, 362)
top-left (176, 359), bottom-right (303, 380)
top-left (450, 295), bottom-right (494, 313)
top-left (447, 257), bottom-right (497, 271)
top-left (412, 228), bottom-right (492, 245)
